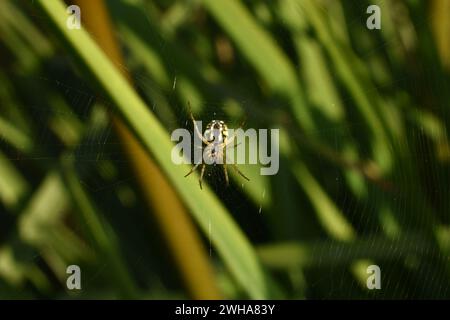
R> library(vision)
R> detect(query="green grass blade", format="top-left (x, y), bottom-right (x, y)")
top-left (202, 0), bottom-right (314, 133)
top-left (0, 150), bottom-right (29, 210)
top-left (34, 0), bottom-right (268, 299)
top-left (257, 234), bottom-right (437, 269)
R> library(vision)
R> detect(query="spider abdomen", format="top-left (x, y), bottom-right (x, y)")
top-left (204, 142), bottom-right (224, 164)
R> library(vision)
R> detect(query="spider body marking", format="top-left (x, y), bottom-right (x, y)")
top-left (203, 120), bottom-right (227, 164)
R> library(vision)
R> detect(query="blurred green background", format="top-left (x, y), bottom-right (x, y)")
top-left (1, 0), bottom-right (450, 299)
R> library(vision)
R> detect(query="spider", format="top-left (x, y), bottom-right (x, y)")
top-left (184, 103), bottom-right (250, 189)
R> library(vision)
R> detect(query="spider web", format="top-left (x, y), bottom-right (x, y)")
top-left (1, 0), bottom-right (449, 299)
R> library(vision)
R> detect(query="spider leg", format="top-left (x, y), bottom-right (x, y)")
top-left (184, 163), bottom-right (200, 178)
top-left (221, 140), bottom-right (241, 168)
top-left (223, 143), bottom-right (229, 187)
top-left (188, 101), bottom-right (209, 145)
top-left (199, 163), bottom-right (206, 189)
top-left (223, 164), bottom-right (229, 186)
top-left (224, 141), bottom-right (241, 149)
top-left (231, 163), bottom-right (250, 181)
top-left (225, 117), bottom-right (247, 146)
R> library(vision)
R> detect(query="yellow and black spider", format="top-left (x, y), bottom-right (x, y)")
top-left (184, 103), bottom-right (249, 189)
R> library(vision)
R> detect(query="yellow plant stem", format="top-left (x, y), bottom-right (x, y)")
top-left (431, 0), bottom-right (450, 70)
top-left (73, 0), bottom-right (221, 299)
